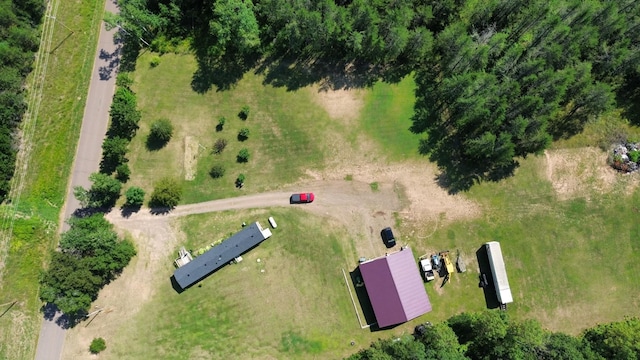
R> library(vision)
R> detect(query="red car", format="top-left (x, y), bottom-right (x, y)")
top-left (290, 193), bottom-right (314, 204)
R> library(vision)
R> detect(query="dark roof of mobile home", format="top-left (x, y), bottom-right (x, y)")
top-left (173, 222), bottom-right (271, 289)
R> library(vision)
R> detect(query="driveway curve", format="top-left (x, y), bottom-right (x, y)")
top-left (105, 179), bottom-right (404, 225)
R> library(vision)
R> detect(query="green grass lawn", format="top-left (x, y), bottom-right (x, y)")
top-left (107, 209), bottom-right (388, 359)
top-left (360, 77), bottom-right (422, 161)
top-left (127, 53), bottom-right (332, 204)
top-left (0, 1), bottom-right (103, 359)
top-left (402, 153), bottom-right (640, 334)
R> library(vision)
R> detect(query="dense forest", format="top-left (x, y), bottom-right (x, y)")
top-left (348, 311), bottom-right (640, 360)
top-left (0, 0), bottom-right (44, 200)
top-left (113, 0), bottom-right (640, 191)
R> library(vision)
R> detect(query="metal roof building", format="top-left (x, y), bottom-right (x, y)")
top-left (359, 248), bottom-right (432, 328)
top-left (173, 222), bottom-right (272, 289)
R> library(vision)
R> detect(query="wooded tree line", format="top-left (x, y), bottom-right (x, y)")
top-left (0, 0), bottom-right (44, 201)
top-left (39, 214), bottom-right (136, 316)
top-left (113, 0), bottom-right (640, 191)
top-left (348, 311), bottom-right (640, 360)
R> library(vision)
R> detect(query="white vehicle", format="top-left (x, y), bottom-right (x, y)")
top-left (268, 216), bottom-right (277, 229)
top-left (420, 258), bottom-right (435, 281)
top-left (485, 241), bottom-right (513, 305)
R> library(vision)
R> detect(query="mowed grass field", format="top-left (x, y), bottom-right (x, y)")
top-left (125, 53), bottom-right (423, 204)
top-left (0, 0), bottom-right (103, 359)
top-left (409, 152), bottom-right (640, 333)
top-left (128, 53), bottom-right (326, 204)
top-left (107, 209), bottom-right (384, 359)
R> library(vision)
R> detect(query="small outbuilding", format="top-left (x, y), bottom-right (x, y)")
top-left (359, 248), bottom-right (432, 328)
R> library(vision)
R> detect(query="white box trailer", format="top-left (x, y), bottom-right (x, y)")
top-left (484, 241), bottom-right (513, 305)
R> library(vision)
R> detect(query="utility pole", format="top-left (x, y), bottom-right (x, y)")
top-left (116, 24), bottom-right (151, 47)
top-left (46, 15), bottom-right (74, 33)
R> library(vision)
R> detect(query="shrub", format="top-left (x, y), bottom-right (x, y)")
top-left (125, 186), bottom-right (145, 207)
top-left (150, 118), bottom-right (173, 142)
top-left (115, 163), bottom-right (130, 182)
top-left (236, 173), bottom-right (246, 188)
top-left (237, 148), bottom-right (250, 163)
top-left (150, 56), bottom-right (161, 67)
top-left (116, 72), bottom-right (133, 88)
top-left (100, 136), bottom-right (128, 174)
top-left (210, 164), bottom-right (225, 178)
top-left (89, 338), bottom-right (106, 354)
top-left (213, 138), bottom-right (228, 154)
top-left (149, 177), bottom-right (182, 208)
top-left (238, 127), bottom-right (250, 141)
top-left (216, 116), bottom-right (226, 131)
top-left (239, 105), bottom-right (250, 120)
top-left (629, 150), bottom-right (640, 163)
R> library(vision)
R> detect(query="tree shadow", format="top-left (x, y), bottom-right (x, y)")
top-left (40, 303), bottom-right (83, 329)
top-left (41, 303), bottom-right (58, 321)
top-left (255, 55), bottom-right (393, 92)
top-left (149, 206), bottom-right (172, 215)
top-left (145, 134), bottom-right (168, 151)
top-left (417, 138), bottom-right (519, 194)
top-left (72, 206), bottom-right (109, 218)
top-left (190, 48), bottom-right (261, 93)
top-left (120, 204), bottom-right (141, 218)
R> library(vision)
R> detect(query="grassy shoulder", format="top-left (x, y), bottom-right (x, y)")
top-left (0, 0), bottom-right (103, 359)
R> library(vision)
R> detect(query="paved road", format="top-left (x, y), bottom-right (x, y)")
top-left (34, 0), bottom-right (120, 359)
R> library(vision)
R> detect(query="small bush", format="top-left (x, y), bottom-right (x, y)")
top-left (216, 116), bottom-right (226, 131)
top-left (125, 186), bottom-right (145, 207)
top-left (629, 150), bottom-right (640, 163)
top-left (150, 118), bottom-right (173, 142)
top-left (237, 148), bottom-right (250, 163)
top-left (238, 127), bottom-right (250, 141)
top-left (210, 164), bottom-right (225, 178)
top-left (213, 138), bottom-right (228, 154)
top-left (150, 56), bottom-right (161, 67)
top-left (89, 338), bottom-right (106, 354)
top-left (149, 177), bottom-right (182, 208)
top-left (115, 163), bottom-right (131, 182)
top-left (116, 72), bottom-right (133, 88)
top-left (239, 105), bottom-right (250, 120)
top-left (236, 173), bottom-right (246, 188)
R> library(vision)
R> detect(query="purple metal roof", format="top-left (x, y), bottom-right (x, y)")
top-left (359, 249), bottom-right (432, 328)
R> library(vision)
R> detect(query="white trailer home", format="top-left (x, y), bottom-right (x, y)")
top-left (485, 241), bottom-right (513, 305)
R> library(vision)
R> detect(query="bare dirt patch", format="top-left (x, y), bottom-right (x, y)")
top-left (184, 136), bottom-right (199, 181)
top-left (312, 87), bottom-right (364, 124)
top-left (544, 147), bottom-right (632, 200)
